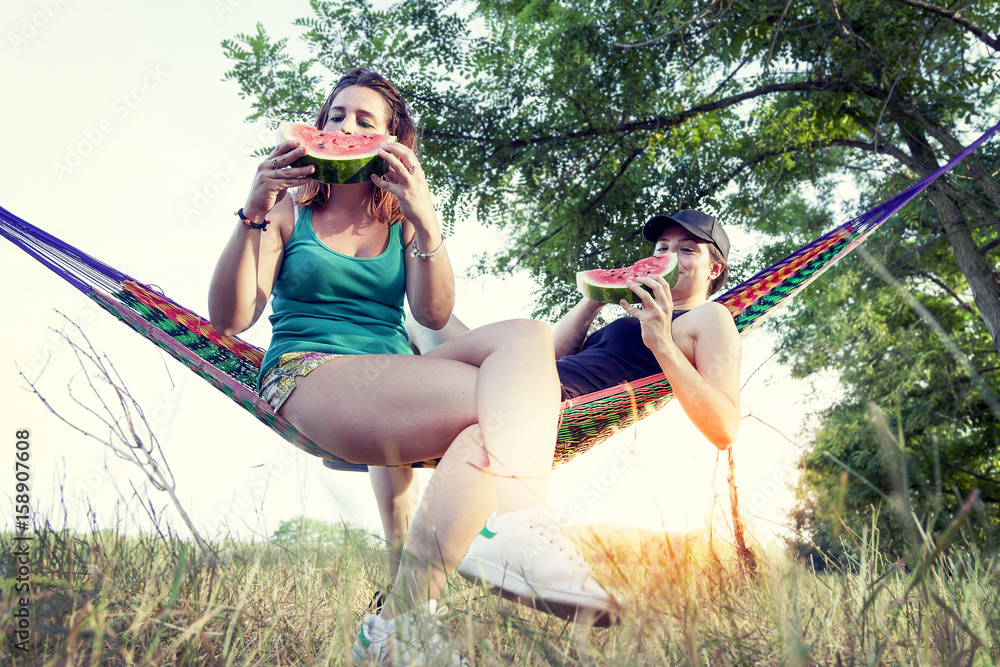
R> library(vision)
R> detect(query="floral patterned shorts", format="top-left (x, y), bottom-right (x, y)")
top-left (259, 351), bottom-right (348, 412)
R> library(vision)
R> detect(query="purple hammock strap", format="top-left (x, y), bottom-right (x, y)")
top-left (715, 121), bottom-right (1000, 310)
top-left (0, 204), bottom-right (132, 293)
top-left (1, 121), bottom-right (998, 473)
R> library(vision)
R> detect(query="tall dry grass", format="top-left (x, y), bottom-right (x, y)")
top-left (2, 509), bottom-right (997, 665)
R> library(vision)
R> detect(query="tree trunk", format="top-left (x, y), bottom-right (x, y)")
top-left (900, 124), bottom-right (1000, 355)
top-left (920, 121), bottom-right (1000, 213)
top-left (928, 189), bottom-right (1000, 355)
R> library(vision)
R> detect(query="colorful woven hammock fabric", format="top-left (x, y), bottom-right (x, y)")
top-left (3, 122), bottom-right (997, 472)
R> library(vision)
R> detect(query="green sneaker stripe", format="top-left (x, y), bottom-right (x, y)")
top-left (479, 524), bottom-right (497, 539)
top-left (357, 629), bottom-right (371, 649)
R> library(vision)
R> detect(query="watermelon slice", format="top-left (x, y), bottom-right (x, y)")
top-left (278, 122), bottom-right (397, 185)
top-left (576, 254), bottom-right (679, 304)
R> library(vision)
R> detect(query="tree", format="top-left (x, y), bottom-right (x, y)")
top-left (222, 0), bottom-right (1000, 556)
top-left (271, 516), bottom-right (366, 548)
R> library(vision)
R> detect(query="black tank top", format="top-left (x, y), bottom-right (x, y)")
top-left (556, 310), bottom-right (688, 400)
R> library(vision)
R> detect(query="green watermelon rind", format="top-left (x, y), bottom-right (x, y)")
top-left (292, 153), bottom-right (389, 185)
top-left (576, 255), bottom-right (679, 304)
top-left (279, 123), bottom-right (397, 185)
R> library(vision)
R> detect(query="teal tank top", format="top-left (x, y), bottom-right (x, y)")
top-left (258, 206), bottom-right (412, 387)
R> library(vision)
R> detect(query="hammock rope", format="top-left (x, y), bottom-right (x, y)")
top-left (4, 123), bottom-right (997, 472)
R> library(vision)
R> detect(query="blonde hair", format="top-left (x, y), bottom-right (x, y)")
top-left (296, 68), bottom-right (419, 225)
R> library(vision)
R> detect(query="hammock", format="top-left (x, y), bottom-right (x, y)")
top-left (3, 124), bottom-right (997, 473)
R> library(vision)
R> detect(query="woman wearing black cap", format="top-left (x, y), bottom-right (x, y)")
top-left (368, 210), bottom-right (742, 597)
top-left (406, 210), bottom-right (739, 445)
top-left (551, 209), bottom-right (740, 448)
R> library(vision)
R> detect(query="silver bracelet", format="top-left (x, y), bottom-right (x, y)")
top-left (409, 237), bottom-right (446, 261)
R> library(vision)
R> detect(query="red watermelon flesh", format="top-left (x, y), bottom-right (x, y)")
top-left (279, 122), bottom-right (396, 184)
top-left (576, 254), bottom-right (679, 304)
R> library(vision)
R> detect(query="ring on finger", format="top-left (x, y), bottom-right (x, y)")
top-left (274, 168), bottom-right (278, 178)
top-left (269, 157), bottom-right (277, 169)
top-left (408, 165), bottom-right (417, 173)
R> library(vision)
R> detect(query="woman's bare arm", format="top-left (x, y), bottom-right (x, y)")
top-left (551, 298), bottom-right (606, 359)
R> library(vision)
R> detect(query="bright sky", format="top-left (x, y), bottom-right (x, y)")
top-left (0, 0), bottom-right (836, 547)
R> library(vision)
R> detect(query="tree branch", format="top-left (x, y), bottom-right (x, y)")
top-left (916, 270), bottom-right (977, 314)
top-left (980, 237), bottom-right (1000, 256)
top-left (764, 0), bottom-right (796, 77)
top-left (942, 461), bottom-right (1000, 488)
top-left (843, 80), bottom-right (1000, 211)
top-left (889, 0), bottom-right (1000, 52)
top-left (424, 79), bottom-right (865, 147)
top-left (17, 314), bottom-right (210, 553)
top-left (579, 145), bottom-right (646, 216)
top-left (613, 0), bottom-right (722, 49)
top-left (827, 0), bottom-right (888, 68)
top-left (692, 136), bottom-right (907, 204)
top-left (710, 50), bottom-right (756, 98)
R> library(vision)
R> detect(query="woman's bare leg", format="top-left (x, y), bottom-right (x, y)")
top-left (280, 319), bottom-right (557, 466)
top-left (369, 466), bottom-right (420, 582)
top-left (365, 311), bottom-right (472, 585)
top-left (385, 425), bottom-right (497, 616)
top-left (365, 313), bottom-right (474, 585)
top-left (422, 319), bottom-right (559, 513)
top-left (279, 319), bottom-right (561, 616)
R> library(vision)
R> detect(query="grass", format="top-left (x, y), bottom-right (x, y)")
top-left (2, 514), bottom-right (998, 666)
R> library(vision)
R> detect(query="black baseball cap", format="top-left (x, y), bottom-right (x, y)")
top-left (641, 209), bottom-right (730, 261)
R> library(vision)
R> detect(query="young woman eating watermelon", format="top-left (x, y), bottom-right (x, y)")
top-left (370, 209), bottom-right (742, 594)
top-left (207, 68), bottom-right (619, 663)
top-left (552, 209), bottom-right (741, 446)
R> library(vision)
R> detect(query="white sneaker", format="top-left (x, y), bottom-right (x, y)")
top-left (456, 509), bottom-right (622, 626)
top-left (351, 600), bottom-right (469, 665)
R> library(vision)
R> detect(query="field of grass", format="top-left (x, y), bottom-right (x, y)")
top-left (2, 513), bottom-right (998, 666)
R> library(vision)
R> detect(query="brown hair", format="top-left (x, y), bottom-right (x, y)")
top-left (707, 244), bottom-right (728, 296)
top-left (296, 68), bottom-right (419, 225)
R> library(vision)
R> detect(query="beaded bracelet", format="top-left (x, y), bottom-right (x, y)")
top-left (235, 208), bottom-right (270, 230)
top-left (409, 237), bottom-right (446, 261)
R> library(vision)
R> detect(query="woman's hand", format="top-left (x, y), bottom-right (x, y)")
top-left (243, 140), bottom-right (315, 222)
top-left (371, 143), bottom-right (437, 229)
top-left (621, 274), bottom-right (676, 354)
top-left (623, 276), bottom-right (743, 449)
